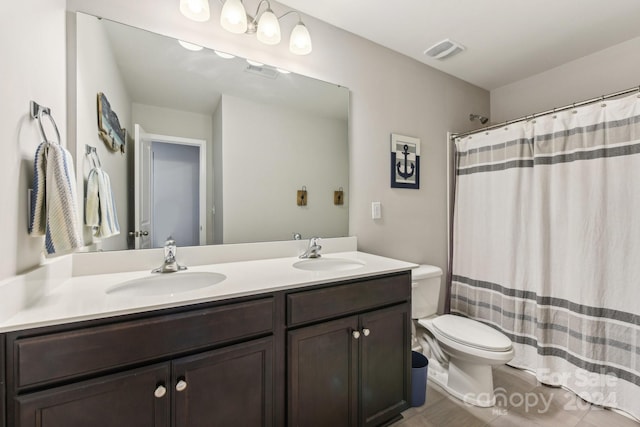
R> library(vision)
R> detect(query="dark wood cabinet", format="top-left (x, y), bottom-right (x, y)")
top-left (14, 337), bottom-right (273, 427)
top-left (287, 274), bottom-right (412, 427)
top-left (288, 316), bottom-right (359, 427)
top-left (360, 304), bottom-right (411, 427)
top-left (2, 271), bottom-right (411, 427)
top-left (16, 364), bottom-right (170, 427)
top-left (173, 337), bottom-right (273, 427)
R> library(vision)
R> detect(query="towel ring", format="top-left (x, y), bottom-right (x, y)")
top-left (30, 101), bottom-right (61, 145)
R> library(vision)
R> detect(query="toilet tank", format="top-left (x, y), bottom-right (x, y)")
top-left (411, 265), bottom-right (443, 319)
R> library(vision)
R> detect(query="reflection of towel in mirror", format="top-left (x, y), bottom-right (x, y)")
top-left (85, 167), bottom-right (120, 238)
top-left (29, 142), bottom-right (83, 255)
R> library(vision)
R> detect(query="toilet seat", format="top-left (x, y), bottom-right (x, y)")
top-left (431, 315), bottom-right (512, 352)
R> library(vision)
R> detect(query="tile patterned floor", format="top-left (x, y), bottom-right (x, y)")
top-left (393, 365), bottom-right (640, 427)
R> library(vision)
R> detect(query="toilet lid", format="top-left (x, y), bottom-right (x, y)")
top-left (432, 315), bottom-right (512, 352)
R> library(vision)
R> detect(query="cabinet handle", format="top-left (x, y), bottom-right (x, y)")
top-left (362, 328), bottom-right (371, 337)
top-left (154, 385), bottom-right (167, 398)
top-left (352, 330), bottom-right (361, 339)
top-left (175, 379), bottom-right (188, 392)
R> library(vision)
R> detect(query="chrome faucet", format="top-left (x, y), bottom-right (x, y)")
top-left (152, 237), bottom-right (187, 273)
top-left (299, 237), bottom-right (322, 259)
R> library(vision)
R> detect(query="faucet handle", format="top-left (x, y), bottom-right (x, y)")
top-left (309, 236), bottom-right (321, 246)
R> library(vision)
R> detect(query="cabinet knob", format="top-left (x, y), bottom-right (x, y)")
top-left (154, 385), bottom-right (167, 398)
top-left (352, 330), bottom-right (361, 339)
top-left (175, 379), bottom-right (188, 392)
top-left (362, 328), bottom-right (371, 337)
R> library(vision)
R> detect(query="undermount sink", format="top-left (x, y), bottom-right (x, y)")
top-left (293, 257), bottom-right (365, 272)
top-left (106, 271), bottom-right (226, 297)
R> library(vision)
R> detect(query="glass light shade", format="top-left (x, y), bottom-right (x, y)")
top-left (179, 0), bottom-right (211, 22)
top-left (214, 50), bottom-right (236, 59)
top-left (289, 22), bottom-right (312, 55)
top-left (220, 0), bottom-right (248, 34)
top-left (256, 9), bottom-right (281, 45)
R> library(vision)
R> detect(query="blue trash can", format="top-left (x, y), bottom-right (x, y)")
top-left (411, 351), bottom-right (429, 407)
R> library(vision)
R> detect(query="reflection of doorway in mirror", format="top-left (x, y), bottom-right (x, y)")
top-left (134, 124), bottom-right (207, 249)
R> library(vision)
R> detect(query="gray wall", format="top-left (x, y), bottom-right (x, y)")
top-left (1, 0), bottom-right (489, 292)
top-left (491, 36), bottom-right (640, 123)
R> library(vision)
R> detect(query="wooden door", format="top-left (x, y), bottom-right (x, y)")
top-left (359, 303), bottom-right (411, 427)
top-left (15, 364), bottom-right (170, 427)
top-left (172, 337), bottom-right (274, 427)
top-left (288, 316), bottom-right (359, 427)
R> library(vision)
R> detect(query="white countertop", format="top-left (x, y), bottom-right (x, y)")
top-left (0, 251), bottom-right (416, 333)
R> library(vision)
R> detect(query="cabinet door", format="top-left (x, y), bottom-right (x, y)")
top-left (15, 364), bottom-right (170, 427)
top-left (288, 316), bottom-right (359, 427)
top-left (360, 303), bottom-right (411, 427)
top-left (172, 337), bottom-right (273, 427)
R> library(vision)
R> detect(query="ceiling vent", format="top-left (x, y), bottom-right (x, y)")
top-left (244, 64), bottom-right (279, 79)
top-left (424, 39), bottom-right (465, 60)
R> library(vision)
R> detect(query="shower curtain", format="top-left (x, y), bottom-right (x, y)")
top-left (451, 92), bottom-right (640, 420)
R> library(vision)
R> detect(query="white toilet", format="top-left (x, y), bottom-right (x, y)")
top-left (412, 265), bottom-right (514, 407)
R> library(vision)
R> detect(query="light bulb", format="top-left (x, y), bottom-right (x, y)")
top-left (220, 0), bottom-right (248, 34)
top-left (289, 22), bottom-right (312, 55)
top-left (179, 0), bottom-right (211, 22)
top-left (256, 9), bottom-right (281, 45)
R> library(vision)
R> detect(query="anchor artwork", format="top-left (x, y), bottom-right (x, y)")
top-left (390, 133), bottom-right (420, 189)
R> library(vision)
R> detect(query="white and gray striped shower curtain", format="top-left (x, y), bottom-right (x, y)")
top-left (451, 93), bottom-right (640, 420)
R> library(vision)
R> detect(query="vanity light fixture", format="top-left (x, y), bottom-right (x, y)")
top-left (219, 0), bottom-right (312, 55)
top-left (180, 0), bottom-right (312, 55)
top-left (180, 0), bottom-right (211, 22)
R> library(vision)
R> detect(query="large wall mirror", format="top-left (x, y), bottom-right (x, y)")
top-left (69, 12), bottom-right (349, 252)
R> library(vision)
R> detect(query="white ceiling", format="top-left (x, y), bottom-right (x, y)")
top-left (277, 0), bottom-right (640, 90)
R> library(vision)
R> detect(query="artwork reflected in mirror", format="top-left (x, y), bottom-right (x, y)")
top-left (71, 12), bottom-right (349, 252)
top-left (97, 92), bottom-right (126, 153)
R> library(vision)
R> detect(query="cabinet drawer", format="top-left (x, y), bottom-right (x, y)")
top-left (287, 273), bottom-right (410, 326)
top-left (14, 298), bottom-right (273, 390)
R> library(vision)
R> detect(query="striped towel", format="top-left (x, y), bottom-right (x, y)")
top-left (29, 142), bottom-right (83, 255)
top-left (85, 167), bottom-right (120, 238)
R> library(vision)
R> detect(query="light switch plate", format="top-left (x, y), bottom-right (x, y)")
top-left (371, 201), bottom-right (382, 219)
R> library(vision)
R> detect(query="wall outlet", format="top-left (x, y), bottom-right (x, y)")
top-left (371, 202), bottom-right (382, 219)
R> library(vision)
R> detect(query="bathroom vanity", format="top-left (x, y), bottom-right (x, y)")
top-left (0, 251), bottom-right (414, 427)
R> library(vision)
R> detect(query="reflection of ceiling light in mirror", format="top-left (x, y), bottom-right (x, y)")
top-left (276, 68), bottom-right (291, 74)
top-left (217, 0), bottom-right (312, 55)
top-left (178, 40), bottom-right (204, 51)
top-left (246, 59), bottom-right (264, 67)
top-left (214, 50), bottom-right (236, 59)
top-left (179, 0), bottom-right (210, 22)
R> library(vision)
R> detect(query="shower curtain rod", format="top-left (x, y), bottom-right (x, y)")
top-left (451, 85), bottom-right (640, 139)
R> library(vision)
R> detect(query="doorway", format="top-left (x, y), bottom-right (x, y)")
top-left (134, 124), bottom-right (207, 249)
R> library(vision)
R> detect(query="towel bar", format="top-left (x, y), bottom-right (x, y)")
top-left (30, 100), bottom-right (61, 145)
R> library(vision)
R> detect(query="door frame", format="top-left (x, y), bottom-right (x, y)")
top-left (135, 126), bottom-right (207, 247)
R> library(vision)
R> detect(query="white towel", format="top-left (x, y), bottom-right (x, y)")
top-left (29, 142), bottom-right (83, 255)
top-left (85, 167), bottom-right (120, 238)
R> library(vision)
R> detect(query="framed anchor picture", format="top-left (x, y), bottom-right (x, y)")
top-left (390, 133), bottom-right (420, 189)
